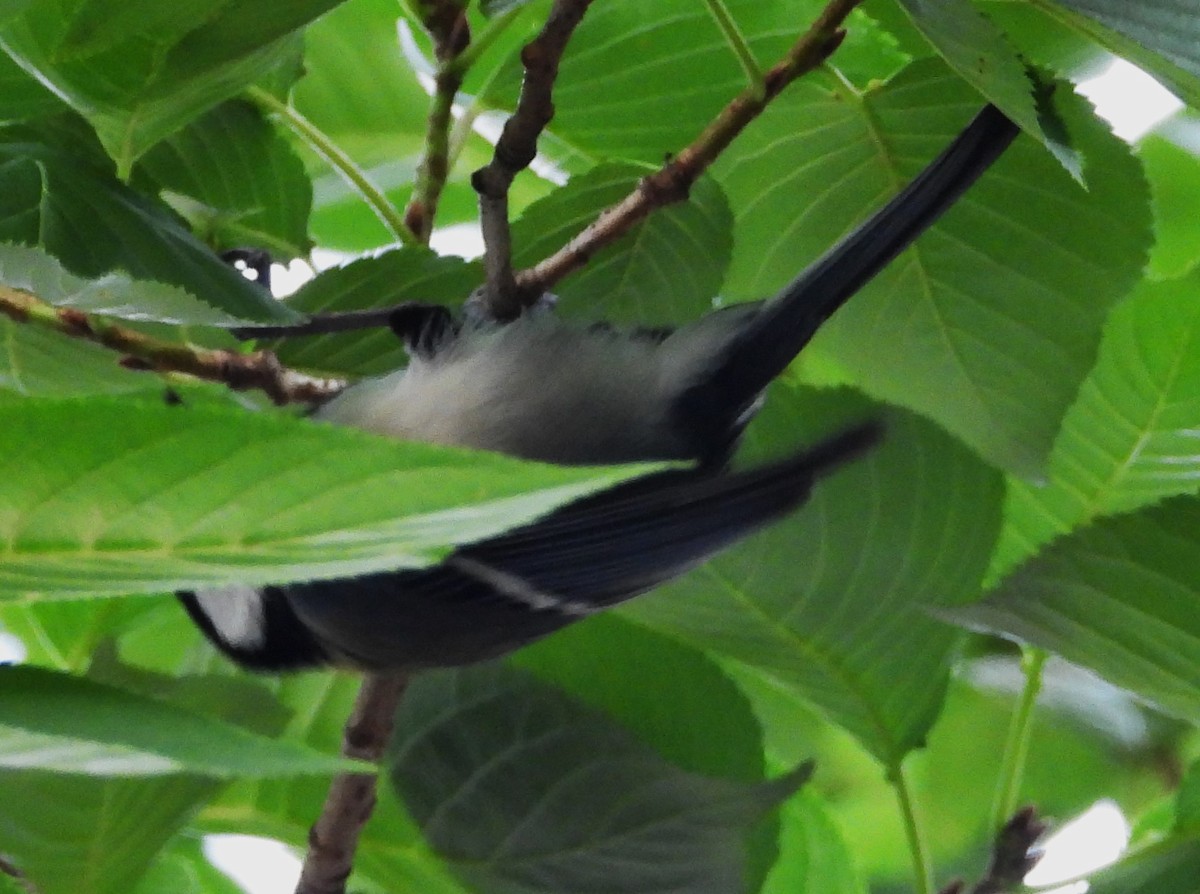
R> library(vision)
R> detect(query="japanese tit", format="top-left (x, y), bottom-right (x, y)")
top-left (180, 104), bottom-right (1019, 672)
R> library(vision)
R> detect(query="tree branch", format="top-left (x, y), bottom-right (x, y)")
top-left (295, 673), bottom-right (410, 894)
top-left (405, 1), bottom-right (472, 242)
top-left (514, 0), bottom-right (860, 300)
top-left (472, 0), bottom-right (596, 320)
top-left (0, 285), bottom-right (343, 405)
top-left (937, 807), bottom-right (1047, 894)
top-left (230, 304), bottom-right (422, 339)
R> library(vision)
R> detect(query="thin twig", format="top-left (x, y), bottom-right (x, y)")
top-left (411, 0), bottom-right (471, 59)
top-left (230, 304), bottom-right (421, 340)
top-left (513, 0), bottom-right (861, 300)
top-left (472, 0), bottom-right (596, 319)
top-left (295, 673), bottom-right (410, 894)
top-left (0, 285), bottom-right (343, 405)
top-left (405, 2), bottom-right (472, 242)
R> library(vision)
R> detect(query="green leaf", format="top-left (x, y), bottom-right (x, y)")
top-left (0, 596), bottom-right (167, 670)
top-left (84, 643), bottom-right (294, 737)
top-left (198, 673), bottom-right (471, 894)
top-left (516, 616), bottom-right (767, 783)
top-left (511, 166), bottom-right (733, 325)
top-left (1086, 835), bottom-right (1200, 894)
top-left (0, 118), bottom-right (296, 322)
top-left (0, 0), bottom-right (32, 21)
top-left (269, 248), bottom-right (482, 377)
top-left (0, 155), bottom-right (45, 237)
top-left (966, 2), bottom-right (1113, 83)
top-left (295, 0), bottom-right (543, 250)
top-left (0, 0), bottom-right (342, 171)
top-left (0, 397), bottom-right (656, 596)
top-left (956, 498), bottom-right (1200, 723)
top-left (132, 836), bottom-right (246, 894)
top-left (0, 322), bottom-right (162, 397)
top-left (527, 0), bottom-right (835, 164)
top-left (717, 59), bottom-right (1151, 474)
top-left (895, 0), bottom-right (1041, 137)
top-left (821, 5), bottom-right (911, 90)
top-left (0, 665), bottom-right (356, 777)
top-left (389, 663), bottom-right (809, 894)
top-left (993, 271), bottom-right (1200, 579)
top-left (1041, 0), bottom-right (1200, 106)
top-left (0, 48), bottom-right (61, 120)
top-left (0, 243), bottom-right (254, 326)
top-left (292, 0), bottom-right (430, 157)
top-left (622, 387), bottom-right (1004, 764)
top-left (514, 617), bottom-right (783, 891)
top-left (1139, 122), bottom-right (1200, 281)
top-left (0, 768), bottom-right (219, 894)
top-left (1177, 760), bottom-right (1200, 833)
top-left (761, 791), bottom-right (865, 894)
top-left (0, 658), bottom-right (300, 894)
top-left (137, 100), bottom-right (312, 258)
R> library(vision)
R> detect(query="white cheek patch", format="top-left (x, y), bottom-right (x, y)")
top-left (191, 585), bottom-right (266, 649)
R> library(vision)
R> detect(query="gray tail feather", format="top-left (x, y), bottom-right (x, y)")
top-left (255, 424), bottom-right (881, 672)
top-left (681, 105), bottom-right (1019, 448)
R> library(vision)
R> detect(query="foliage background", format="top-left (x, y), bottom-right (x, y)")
top-left (0, 0), bottom-right (1198, 893)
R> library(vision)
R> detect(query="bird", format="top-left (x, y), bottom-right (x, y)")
top-left (179, 103), bottom-right (1020, 673)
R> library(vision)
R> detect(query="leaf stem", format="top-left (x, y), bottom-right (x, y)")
top-left (445, 6), bottom-right (525, 77)
top-left (990, 646), bottom-right (1047, 833)
top-left (702, 0), bottom-right (765, 98)
top-left (408, 70), bottom-right (464, 244)
top-left (245, 87), bottom-right (418, 245)
top-left (893, 760), bottom-right (934, 894)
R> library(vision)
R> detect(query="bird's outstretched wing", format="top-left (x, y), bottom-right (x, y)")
top-left (182, 423), bottom-right (877, 671)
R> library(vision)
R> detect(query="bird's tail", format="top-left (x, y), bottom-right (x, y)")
top-left (698, 104), bottom-right (1020, 416)
top-left (457, 420), bottom-right (884, 609)
top-left (273, 423), bottom-right (881, 671)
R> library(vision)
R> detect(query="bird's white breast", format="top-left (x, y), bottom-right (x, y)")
top-left (314, 315), bottom-right (740, 464)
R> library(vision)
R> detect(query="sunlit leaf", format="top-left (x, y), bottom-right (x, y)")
top-left (717, 60), bottom-right (1150, 474)
top-left (0, 398), bottom-right (656, 596)
top-left (138, 100), bottom-right (312, 258)
top-left (994, 271), bottom-right (1200, 579)
top-left (1138, 120), bottom-right (1200, 281)
top-left (0, 119), bottom-right (295, 322)
top-left (0, 665), bottom-right (355, 776)
top-left (0, 768), bottom-right (219, 894)
top-left (896, 0), bottom-right (1042, 138)
top-left (0, 0), bottom-right (341, 170)
top-left (0, 243), bottom-right (254, 325)
top-left (957, 498), bottom-right (1200, 723)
